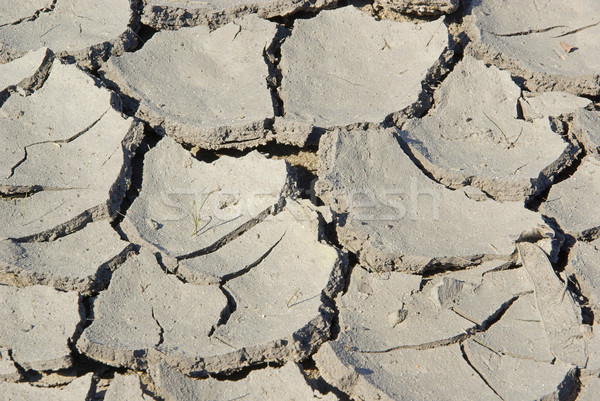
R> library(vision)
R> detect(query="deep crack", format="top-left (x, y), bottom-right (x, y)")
top-left (151, 307), bottom-right (165, 347)
top-left (208, 286), bottom-right (237, 338)
top-left (220, 232), bottom-right (285, 283)
top-left (0, 0), bottom-right (57, 28)
top-left (177, 199), bottom-right (286, 260)
top-left (263, 25), bottom-right (289, 118)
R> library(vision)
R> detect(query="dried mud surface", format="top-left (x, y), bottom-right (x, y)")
top-left (1, 0), bottom-right (599, 399)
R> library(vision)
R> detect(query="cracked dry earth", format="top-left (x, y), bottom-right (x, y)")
top-left (1, 1), bottom-right (600, 401)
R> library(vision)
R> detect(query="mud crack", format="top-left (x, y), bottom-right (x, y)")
top-left (0, 0), bottom-right (57, 28)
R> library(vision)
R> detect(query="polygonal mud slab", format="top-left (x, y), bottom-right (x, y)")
top-left (0, 59), bottom-right (143, 241)
top-left (518, 242), bottom-right (587, 367)
top-left (460, 0), bottom-right (600, 96)
top-left (373, 0), bottom-right (458, 16)
top-left (77, 249), bottom-right (228, 372)
top-left (0, 373), bottom-right (93, 401)
top-left (141, 0), bottom-right (338, 29)
top-left (463, 339), bottom-right (578, 401)
top-left (0, 285), bottom-right (81, 371)
top-left (0, 47), bottom-right (52, 97)
top-left (120, 136), bottom-right (343, 372)
top-left (175, 209), bottom-right (289, 284)
top-left (519, 91), bottom-right (592, 121)
top-left (313, 268), bottom-right (501, 400)
top-left (567, 237), bottom-right (600, 309)
top-left (540, 157), bottom-right (600, 240)
top-left (331, 267), bottom-right (459, 351)
top-left (571, 109), bottom-right (600, 160)
top-left (104, 374), bottom-right (152, 401)
top-left (315, 261), bottom-right (582, 400)
top-left (0, 0), bottom-right (138, 69)
top-left (399, 56), bottom-right (578, 201)
top-left (450, 265), bottom-right (535, 327)
top-left (79, 225), bottom-right (342, 377)
top-left (204, 202), bottom-right (343, 369)
top-left (0, 221), bottom-right (133, 294)
top-left (121, 136), bottom-right (291, 259)
top-left (336, 263), bottom-right (536, 353)
top-left (316, 341), bottom-right (501, 401)
top-left (585, 328), bottom-right (600, 374)
top-left (315, 127), bottom-right (550, 273)
top-left (151, 362), bottom-right (338, 400)
top-left (102, 16), bottom-right (277, 151)
top-left (277, 6), bottom-right (449, 143)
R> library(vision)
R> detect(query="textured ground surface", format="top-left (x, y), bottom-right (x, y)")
top-left (1, 0), bottom-right (599, 400)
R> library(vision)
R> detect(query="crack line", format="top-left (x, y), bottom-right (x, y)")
top-left (263, 26), bottom-right (288, 118)
top-left (460, 343), bottom-right (506, 400)
top-left (5, 108), bottom-right (109, 179)
top-left (356, 332), bottom-right (469, 353)
top-left (553, 20), bottom-right (600, 38)
top-left (177, 198), bottom-right (285, 260)
top-left (220, 231), bottom-right (286, 283)
top-left (151, 306), bottom-right (165, 347)
top-left (208, 286), bottom-right (237, 339)
top-left (358, 292), bottom-right (531, 354)
top-left (489, 25), bottom-right (567, 37)
top-left (231, 23), bottom-right (242, 41)
top-left (0, 0), bottom-right (57, 28)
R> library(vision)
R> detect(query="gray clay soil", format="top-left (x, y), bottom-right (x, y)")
top-left (1, 1), bottom-right (600, 400)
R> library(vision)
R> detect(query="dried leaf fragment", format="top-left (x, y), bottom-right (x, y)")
top-left (560, 41), bottom-right (576, 53)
